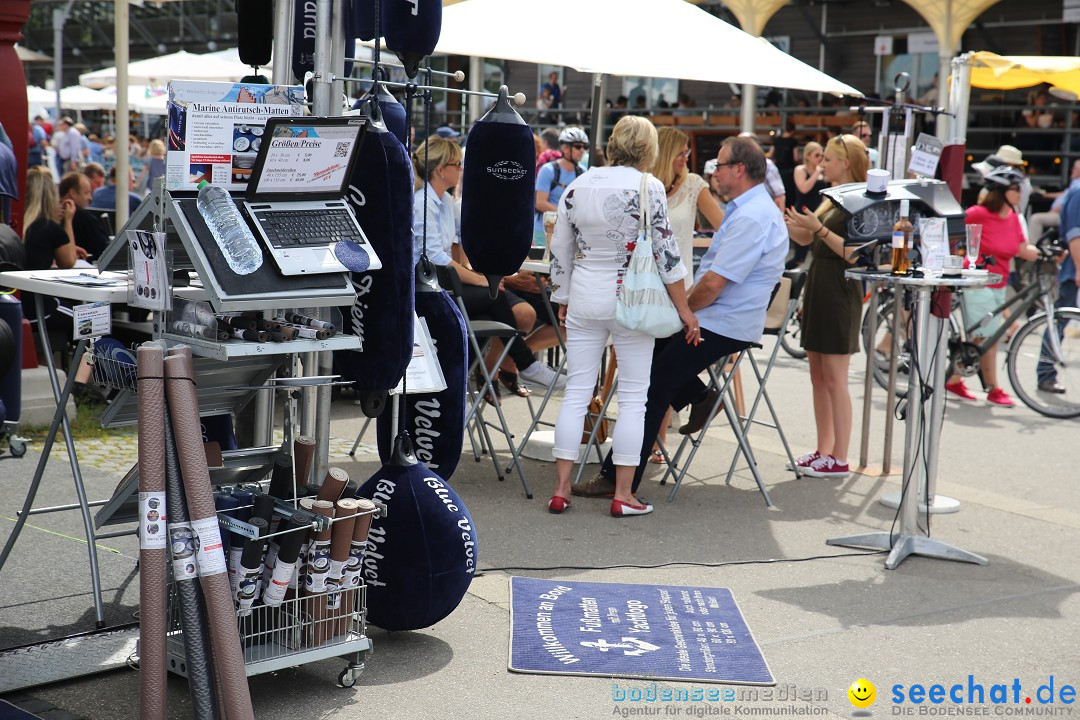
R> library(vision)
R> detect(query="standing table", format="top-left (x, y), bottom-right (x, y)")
top-left (828, 269), bottom-right (992, 569)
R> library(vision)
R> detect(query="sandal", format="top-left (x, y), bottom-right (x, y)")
top-left (498, 370), bottom-right (531, 398)
top-left (474, 369), bottom-right (501, 406)
top-left (648, 449), bottom-right (665, 464)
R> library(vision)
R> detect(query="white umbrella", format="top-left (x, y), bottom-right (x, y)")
top-left (59, 85), bottom-right (115, 111)
top-left (79, 49), bottom-right (252, 89)
top-left (426, 0), bottom-right (860, 96)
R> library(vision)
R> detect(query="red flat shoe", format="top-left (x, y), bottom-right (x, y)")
top-left (548, 495), bottom-right (572, 514)
top-left (610, 497), bottom-right (653, 517)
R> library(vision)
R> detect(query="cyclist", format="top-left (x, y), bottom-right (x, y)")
top-left (945, 165), bottom-right (1040, 406)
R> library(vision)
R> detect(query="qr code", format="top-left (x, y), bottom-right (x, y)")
top-left (334, 142), bottom-right (349, 158)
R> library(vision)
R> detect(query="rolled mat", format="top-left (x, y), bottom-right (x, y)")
top-left (267, 454), bottom-right (294, 501)
top-left (336, 498), bottom-right (376, 637)
top-left (164, 415), bottom-right (219, 720)
top-left (307, 498), bottom-right (357, 646)
top-left (293, 435), bottom-right (316, 494)
top-left (316, 467), bottom-right (349, 503)
top-left (136, 345), bottom-right (168, 720)
top-left (164, 347), bottom-right (255, 720)
top-left (303, 500), bottom-right (335, 595)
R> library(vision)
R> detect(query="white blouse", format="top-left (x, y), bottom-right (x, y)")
top-left (666, 172), bottom-right (708, 288)
top-left (550, 166), bottom-right (687, 320)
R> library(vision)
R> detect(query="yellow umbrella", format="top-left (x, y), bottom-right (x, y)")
top-left (968, 51), bottom-right (1080, 97)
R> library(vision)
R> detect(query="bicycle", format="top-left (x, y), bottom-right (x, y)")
top-left (862, 232), bottom-right (1080, 417)
top-left (779, 290), bottom-right (806, 360)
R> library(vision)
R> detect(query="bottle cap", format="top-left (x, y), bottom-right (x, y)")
top-left (197, 180), bottom-right (209, 189)
top-left (899, 199), bottom-right (909, 217)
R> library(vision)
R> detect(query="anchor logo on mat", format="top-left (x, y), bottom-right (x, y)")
top-left (580, 638), bottom-right (661, 656)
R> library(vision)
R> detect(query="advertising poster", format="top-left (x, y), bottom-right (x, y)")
top-left (166, 80), bottom-right (305, 192)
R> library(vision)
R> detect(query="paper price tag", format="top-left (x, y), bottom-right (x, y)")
top-left (72, 301), bottom-right (111, 340)
top-left (908, 132), bottom-right (943, 179)
top-left (191, 516), bottom-right (228, 576)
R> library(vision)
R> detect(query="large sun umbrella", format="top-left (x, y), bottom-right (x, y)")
top-left (78, 50), bottom-right (253, 89)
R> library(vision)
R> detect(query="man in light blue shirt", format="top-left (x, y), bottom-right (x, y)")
top-left (576, 136), bottom-right (787, 498)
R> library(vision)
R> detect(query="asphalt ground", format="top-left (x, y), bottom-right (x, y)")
top-left (1, 344), bottom-right (1078, 719)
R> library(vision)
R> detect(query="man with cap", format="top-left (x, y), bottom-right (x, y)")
top-left (434, 126), bottom-right (460, 140)
top-left (534, 127), bottom-right (588, 245)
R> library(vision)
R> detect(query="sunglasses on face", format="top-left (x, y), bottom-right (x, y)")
top-left (570, 143), bottom-right (587, 151)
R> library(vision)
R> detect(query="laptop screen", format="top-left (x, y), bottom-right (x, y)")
top-left (246, 116), bottom-right (366, 200)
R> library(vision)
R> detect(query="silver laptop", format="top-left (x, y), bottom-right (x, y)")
top-left (242, 116), bottom-right (382, 275)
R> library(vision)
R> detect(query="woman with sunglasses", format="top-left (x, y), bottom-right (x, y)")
top-left (782, 134), bottom-right (869, 479)
top-left (645, 127), bottom-right (725, 461)
top-left (789, 141), bottom-right (828, 269)
top-left (944, 165), bottom-right (1040, 406)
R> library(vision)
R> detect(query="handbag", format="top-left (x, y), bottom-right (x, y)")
top-left (581, 352), bottom-right (617, 444)
top-left (615, 172), bottom-right (684, 338)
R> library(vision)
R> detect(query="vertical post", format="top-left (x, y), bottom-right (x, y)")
top-left (589, 73), bottom-right (607, 150)
top-left (272, 0), bottom-right (294, 85)
top-left (331, 0), bottom-right (345, 108)
top-left (312, 0), bottom-right (333, 115)
top-left (115, 0), bottom-right (130, 227)
top-left (817, 3), bottom-right (827, 106)
top-left (740, 85), bottom-right (757, 134)
top-left (858, 281), bottom-right (878, 469)
top-left (52, 6), bottom-right (65, 126)
top-left (468, 56), bottom-right (483, 125)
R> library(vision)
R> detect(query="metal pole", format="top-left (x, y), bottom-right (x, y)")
top-left (115, 0), bottom-right (130, 227)
top-left (858, 280), bottom-right (878, 469)
top-left (882, 284), bottom-right (902, 473)
top-left (272, 0), bottom-right (294, 85)
top-left (312, 0), bottom-right (333, 116)
top-left (740, 84), bottom-right (756, 134)
top-left (330, 0), bottom-right (345, 110)
top-left (589, 73), bottom-right (607, 150)
top-left (468, 56), bottom-right (482, 125)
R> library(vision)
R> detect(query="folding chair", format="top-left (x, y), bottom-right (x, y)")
top-left (437, 266), bottom-right (533, 498)
top-left (725, 269), bottom-right (807, 484)
top-left (656, 348), bottom-right (773, 506)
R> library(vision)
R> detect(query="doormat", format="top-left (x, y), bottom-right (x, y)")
top-left (0, 701), bottom-right (44, 720)
top-left (508, 577), bottom-right (774, 685)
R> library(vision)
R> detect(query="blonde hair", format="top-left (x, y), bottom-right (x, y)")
top-left (653, 127), bottom-right (689, 191)
top-left (412, 135), bottom-right (463, 190)
top-left (816, 134), bottom-right (869, 219)
top-left (606, 116), bottom-right (658, 171)
top-left (23, 166), bottom-right (60, 240)
top-left (802, 141), bottom-right (823, 165)
top-left (148, 139), bottom-right (166, 158)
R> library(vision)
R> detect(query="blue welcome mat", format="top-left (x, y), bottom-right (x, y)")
top-left (508, 578), bottom-right (774, 685)
top-left (0, 701), bottom-right (44, 720)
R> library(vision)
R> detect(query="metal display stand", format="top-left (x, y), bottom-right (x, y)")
top-left (828, 269), bottom-right (992, 569)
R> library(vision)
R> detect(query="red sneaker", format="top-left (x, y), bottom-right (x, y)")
top-left (945, 380), bottom-right (978, 401)
top-left (986, 387), bottom-right (1015, 407)
top-left (803, 455), bottom-right (851, 479)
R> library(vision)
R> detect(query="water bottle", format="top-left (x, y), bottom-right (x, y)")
top-left (196, 180), bottom-right (263, 275)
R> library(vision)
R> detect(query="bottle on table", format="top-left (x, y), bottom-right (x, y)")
top-left (196, 180), bottom-right (263, 276)
top-left (891, 199), bottom-right (913, 276)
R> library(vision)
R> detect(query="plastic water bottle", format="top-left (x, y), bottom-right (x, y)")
top-left (196, 180), bottom-right (263, 275)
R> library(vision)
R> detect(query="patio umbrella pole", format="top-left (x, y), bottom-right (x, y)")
top-left (588, 73), bottom-right (606, 151)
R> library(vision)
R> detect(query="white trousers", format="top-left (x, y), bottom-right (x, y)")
top-left (552, 315), bottom-right (655, 466)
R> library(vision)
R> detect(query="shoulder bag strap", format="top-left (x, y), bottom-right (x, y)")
top-left (639, 171), bottom-right (651, 239)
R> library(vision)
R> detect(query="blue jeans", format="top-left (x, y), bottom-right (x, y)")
top-left (1037, 280), bottom-right (1077, 383)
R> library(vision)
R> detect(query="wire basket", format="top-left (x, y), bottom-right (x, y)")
top-left (88, 347), bottom-right (138, 393)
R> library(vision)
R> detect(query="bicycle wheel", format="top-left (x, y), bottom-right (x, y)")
top-left (862, 298), bottom-right (910, 398)
top-left (1006, 308), bottom-right (1080, 418)
top-left (779, 294), bottom-right (806, 360)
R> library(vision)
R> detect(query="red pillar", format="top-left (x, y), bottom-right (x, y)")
top-left (0, 1), bottom-right (31, 236)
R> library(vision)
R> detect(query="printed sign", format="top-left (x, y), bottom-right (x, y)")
top-left (166, 80), bottom-right (305, 192)
top-left (127, 229), bottom-right (169, 311)
top-left (392, 315), bottom-right (448, 395)
top-left (908, 132), bottom-right (944, 178)
top-left (509, 578), bottom-right (774, 685)
top-left (72, 301), bottom-right (111, 340)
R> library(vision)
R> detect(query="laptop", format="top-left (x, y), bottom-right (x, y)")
top-left (242, 116), bottom-right (382, 275)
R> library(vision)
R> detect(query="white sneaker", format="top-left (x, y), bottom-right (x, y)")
top-left (519, 362), bottom-right (566, 390)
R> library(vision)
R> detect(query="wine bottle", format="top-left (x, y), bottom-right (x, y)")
top-left (891, 199), bottom-right (913, 276)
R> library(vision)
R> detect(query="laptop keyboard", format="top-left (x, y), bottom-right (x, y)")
top-left (251, 208), bottom-right (365, 248)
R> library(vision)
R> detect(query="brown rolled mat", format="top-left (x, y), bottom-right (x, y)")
top-left (137, 345), bottom-right (167, 720)
top-left (302, 499), bottom-right (336, 647)
top-left (335, 498), bottom-right (376, 638)
top-left (308, 499), bottom-right (359, 646)
top-left (164, 348), bottom-right (255, 720)
top-left (293, 435), bottom-right (316, 495)
top-left (315, 467), bottom-right (349, 503)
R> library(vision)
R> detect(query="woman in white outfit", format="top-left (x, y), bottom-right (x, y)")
top-left (548, 116), bottom-right (698, 518)
top-left (648, 127), bottom-right (725, 461)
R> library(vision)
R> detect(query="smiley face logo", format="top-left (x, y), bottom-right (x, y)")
top-left (848, 679), bottom-right (876, 709)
